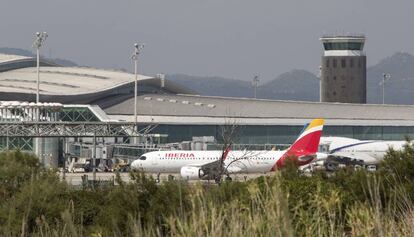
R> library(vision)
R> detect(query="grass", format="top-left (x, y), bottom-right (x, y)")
top-left (1, 148), bottom-right (414, 236)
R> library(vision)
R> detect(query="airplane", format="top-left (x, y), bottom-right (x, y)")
top-left (131, 119), bottom-right (325, 181)
top-left (303, 136), bottom-right (410, 171)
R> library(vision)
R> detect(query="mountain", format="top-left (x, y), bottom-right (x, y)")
top-left (258, 70), bottom-right (319, 101)
top-left (367, 52), bottom-right (414, 104)
top-left (167, 70), bottom-right (319, 100)
top-left (0, 47), bottom-right (78, 67)
top-left (0, 48), bottom-right (34, 57)
top-left (166, 74), bottom-right (253, 97)
top-left (3, 47), bottom-right (414, 104)
top-left (168, 53), bottom-right (414, 105)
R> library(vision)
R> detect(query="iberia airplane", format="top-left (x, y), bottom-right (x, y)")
top-left (131, 119), bottom-right (325, 180)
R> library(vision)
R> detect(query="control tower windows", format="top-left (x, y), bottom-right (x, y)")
top-left (323, 42), bottom-right (364, 51)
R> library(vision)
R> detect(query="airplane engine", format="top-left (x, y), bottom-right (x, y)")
top-left (325, 162), bottom-right (338, 171)
top-left (180, 166), bottom-right (204, 180)
top-left (296, 154), bottom-right (317, 166)
top-left (311, 159), bottom-right (327, 171)
top-left (298, 155), bottom-right (315, 162)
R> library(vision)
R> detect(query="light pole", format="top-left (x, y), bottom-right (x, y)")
top-left (132, 43), bottom-right (144, 143)
top-left (252, 75), bottom-right (259, 98)
top-left (32, 32), bottom-right (48, 103)
top-left (32, 32), bottom-right (48, 164)
top-left (382, 73), bottom-right (391, 104)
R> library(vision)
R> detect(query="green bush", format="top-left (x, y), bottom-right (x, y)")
top-left (1, 146), bottom-right (414, 236)
top-left (0, 151), bottom-right (40, 200)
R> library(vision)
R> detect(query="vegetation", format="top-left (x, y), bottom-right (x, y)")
top-left (2, 145), bottom-right (414, 236)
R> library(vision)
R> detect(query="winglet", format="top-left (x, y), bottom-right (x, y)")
top-left (272, 119), bottom-right (324, 170)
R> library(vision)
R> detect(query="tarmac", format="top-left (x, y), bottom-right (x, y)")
top-left (60, 172), bottom-right (272, 186)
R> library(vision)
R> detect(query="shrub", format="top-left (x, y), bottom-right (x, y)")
top-left (1, 146), bottom-right (414, 236)
top-left (0, 151), bottom-right (41, 199)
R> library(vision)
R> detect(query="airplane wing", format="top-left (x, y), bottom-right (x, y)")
top-left (190, 146), bottom-right (231, 180)
top-left (328, 152), bottom-right (376, 165)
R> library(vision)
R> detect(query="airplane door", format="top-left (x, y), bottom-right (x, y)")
top-left (152, 154), bottom-right (159, 166)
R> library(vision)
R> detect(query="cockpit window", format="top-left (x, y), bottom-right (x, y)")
top-left (139, 156), bottom-right (147, 160)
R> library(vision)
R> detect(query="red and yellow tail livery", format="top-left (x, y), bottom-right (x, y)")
top-left (272, 119), bottom-right (324, 170)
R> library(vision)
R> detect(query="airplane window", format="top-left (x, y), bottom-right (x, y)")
top-left (139, 156), bottom-right (146, 160)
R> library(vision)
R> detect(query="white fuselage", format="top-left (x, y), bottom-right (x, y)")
top-left (131, 150), bottom-right (286, 174)
top-left (331, 141), bottom-right (405, 163)
top-left (320, 137), bottom-right (407, 164)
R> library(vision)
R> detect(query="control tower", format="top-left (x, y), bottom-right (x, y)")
top-left (320, 35), bottom-right (366, 103)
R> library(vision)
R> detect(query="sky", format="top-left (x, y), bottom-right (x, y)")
top-left (0, 0), bottom-right (413, 82)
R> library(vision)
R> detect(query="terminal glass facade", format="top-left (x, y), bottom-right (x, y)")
top-left (0, 137), bottom-right (32, 151)
top-left (146, 125), bottom-right (414, 144)
top-left (60, 107), bottom-right (99, 122)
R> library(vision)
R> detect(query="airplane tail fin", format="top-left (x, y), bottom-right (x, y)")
top-left (272, 119), bottom-right (324, 170)
top-left (298, 122), bottom-right (310, 136)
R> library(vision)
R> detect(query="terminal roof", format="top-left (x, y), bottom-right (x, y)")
top-left (0, 66), bottom-right (152, 95)
top-left (0, 54), bottom-right (31, 64)
top-left (104, 94), bottom-right (414, 126)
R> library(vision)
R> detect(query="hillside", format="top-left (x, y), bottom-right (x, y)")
top-left (3, 47), bottom-right (414, 104)
top-left (167, 70), bottom-right (319, 101)
top-left (258, 70), bottom-right (319, 101)
top-left (169, 53), bottom-right (414, 105)
top-left (166, 74), bottom-right (253, 97)
top-left (367, 52), bottom-right (414, 104)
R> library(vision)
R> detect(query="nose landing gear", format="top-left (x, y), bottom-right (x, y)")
top-left (156, 172), bottom-right (161, 183)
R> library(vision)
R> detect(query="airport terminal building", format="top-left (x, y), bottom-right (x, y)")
top-left (1, 53), bottom-right (414, 166)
